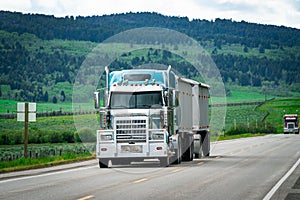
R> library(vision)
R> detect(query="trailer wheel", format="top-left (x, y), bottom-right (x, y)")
top-left (190, 141), bottom-right (194, 161)
top-left (99, 159), bottom-right (108, 168)
top-left (195, 142), bottom-right (202, 159)
top-left (195, 152), bottom-right (201, 159)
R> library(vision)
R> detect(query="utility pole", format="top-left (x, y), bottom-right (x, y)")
top-left (17, 102), bottom-right (36, 159)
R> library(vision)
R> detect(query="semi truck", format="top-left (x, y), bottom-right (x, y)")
top-left (94, 66), bottom-right (210, 168)
top-left (284, 114), bottom-right (299, 134)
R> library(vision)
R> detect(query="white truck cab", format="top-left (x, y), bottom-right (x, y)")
top-left (94, 66), bottom-right (210, 168)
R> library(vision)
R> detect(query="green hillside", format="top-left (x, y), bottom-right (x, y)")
top-left (0, 11), bottom-right (299, 103)
top-left (258, 98), bottom-right (300, 133)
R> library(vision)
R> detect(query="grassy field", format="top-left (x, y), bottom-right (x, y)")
top-left (0, 99), bottom-right (94, 114)
top-left (0, 152), bottom-right (94, 173)
top-left (0, 142), bottom-right (95, 159)
top-left (258, 98), bottom-right (300, 133)
top-left (1, 97), bottom-right (297, 138)
top-left (1, 87), bottom-right (298, 133)
top-left (0, 96), bottom-right (299, 171)
top-left (0, 86), bottom-right (270, 113)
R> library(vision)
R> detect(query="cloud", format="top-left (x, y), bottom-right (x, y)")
top-left (0, 0), bottom-right (31, 13)
top-left (190, 0), bottom-right (300, 28)
top-left (0, 0), bottom-right (299, 28)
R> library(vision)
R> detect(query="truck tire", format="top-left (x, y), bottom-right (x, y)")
top-left (195, 140), bottom-right (202, 158)
top-left (99, 159), bottom-right (109, 168)
top-left (190, 141), bottom-right (194, 161)
top-left (194, 133), bottom-right (202, 159)
top-left (195, 151), bottom-right (202, 159)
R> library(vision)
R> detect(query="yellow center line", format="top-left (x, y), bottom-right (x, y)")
top-left (197, 162), bottom-right (205, 165)
top-left (133, 178), bottom-right (148, 183)
top-left (77, 195), bottom-right (95, 200)
top-left (171, 168), bottom-right (182, 173)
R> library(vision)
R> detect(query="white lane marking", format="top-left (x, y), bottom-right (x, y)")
top-left (0, 165), bottom-right (96, 184)
top-left (263, 157), bottom-right (300, 200)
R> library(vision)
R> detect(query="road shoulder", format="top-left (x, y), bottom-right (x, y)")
top-left (269, 158), bottom-right (300, 200)
top-left (0, 159), bottom-right (97, 181)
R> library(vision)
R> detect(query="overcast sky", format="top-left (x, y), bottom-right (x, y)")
top-left (1, 0), bottom-right (300, 29)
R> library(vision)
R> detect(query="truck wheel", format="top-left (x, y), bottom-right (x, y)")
top-left (99, 159), bottom-right (108, 168)
top-left (296, 131), bottom-right (299, 134)
top-left (195, 152), bottom-right (201, 159)
top-left (190, 141), bottom-right (194, 161)
top-left (195, 144), bottom-right (202, 159)
top-left (160, 157), bottom-right (170, 167)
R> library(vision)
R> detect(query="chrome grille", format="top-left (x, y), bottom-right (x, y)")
top-left (115, 118), bottom-right (148, 143)
top-left (288, 123), bottom-right (294, 129)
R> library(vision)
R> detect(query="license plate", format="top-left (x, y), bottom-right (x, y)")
top-left (121, 145), bottom-right (143, 153)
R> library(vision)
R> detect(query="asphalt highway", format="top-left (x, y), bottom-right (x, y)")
top-left (1, 134), bottom-right (300, 200)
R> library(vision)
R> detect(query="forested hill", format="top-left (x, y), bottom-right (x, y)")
top-left (0, 11), bottom-right (299, 46)
top-left (0, 11), bottom-right (300, 102)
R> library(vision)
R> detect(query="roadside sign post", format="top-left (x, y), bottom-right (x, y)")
top-left (24, 102), bottom-right (28, 158)
top-left (17, 102), bottom-right (36, 158)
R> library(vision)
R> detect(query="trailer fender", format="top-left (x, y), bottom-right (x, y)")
top-left (169, 134), bottom-right (179, 151)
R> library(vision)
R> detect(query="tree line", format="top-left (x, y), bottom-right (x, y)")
top-left (0, 11), bottom-right (299, 102)
top-left (1, 11), bottom-right (299, 47)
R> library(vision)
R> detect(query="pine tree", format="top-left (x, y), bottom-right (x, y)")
top-left (60, 90), bottom-right (65, 102)
top-left (52, 96), bottom-right (57, 104)
top-left (44, 91), bottom-right (49, 102)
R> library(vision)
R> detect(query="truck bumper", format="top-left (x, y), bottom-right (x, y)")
top-left (284, 128), bottom-right (299, 134)
top-left (97, 142), bottom-right (169, 159)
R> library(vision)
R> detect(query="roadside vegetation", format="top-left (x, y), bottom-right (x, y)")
top-left (0, 11), bottom-right (299, 172)
top-left (0, 152), bottom-right (93, 173)
top-left (1, 96), bottom-right (299, 172)
top-left (211, 133), bottom-right (265, 141)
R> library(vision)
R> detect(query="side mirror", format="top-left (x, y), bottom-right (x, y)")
top-left (94, 91), bottom-right (100, 109)
top-left (164, 91), bottom-right (169, 106)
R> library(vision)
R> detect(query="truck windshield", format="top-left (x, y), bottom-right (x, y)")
top-left (110, 91), bottom-right (163, 109)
